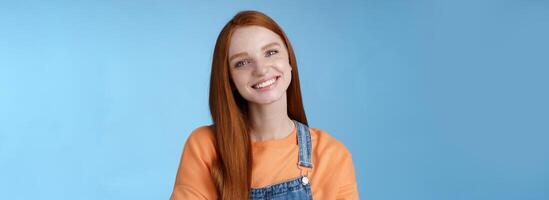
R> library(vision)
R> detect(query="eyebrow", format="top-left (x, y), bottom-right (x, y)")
top-left (228, 42), bottom-right (281, 63)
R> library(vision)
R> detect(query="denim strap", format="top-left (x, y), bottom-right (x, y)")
top-left (294, 119), bottom-right (313, 168)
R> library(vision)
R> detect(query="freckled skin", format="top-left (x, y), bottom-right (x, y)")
top-left (228, 26), bottom-right (293, 105)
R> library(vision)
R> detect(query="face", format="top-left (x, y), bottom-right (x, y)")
top-left (228, 26), bottom-right (292, 105)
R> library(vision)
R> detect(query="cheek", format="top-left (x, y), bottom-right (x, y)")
top-left (283, 64), bottom-right (293, 75)
top-left (273, 58), bottom-right (292, 72)
top-left (276, 62), bottom-right (292, 84)
top-left (230, 71), bottom-right (249, 88)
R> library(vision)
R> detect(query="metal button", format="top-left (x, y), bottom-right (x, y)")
top-left (301, 176), bottom-right (309, 185)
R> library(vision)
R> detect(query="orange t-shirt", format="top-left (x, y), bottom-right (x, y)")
top-left (170, 125), bottom-right (359, 199)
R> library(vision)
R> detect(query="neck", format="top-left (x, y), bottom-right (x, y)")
top-left (248, 93), bottom-right (294, 142)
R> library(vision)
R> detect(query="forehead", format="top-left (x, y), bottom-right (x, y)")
top-left (228, 25), bottom-right (285, 55)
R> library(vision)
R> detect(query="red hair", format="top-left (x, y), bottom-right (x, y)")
top-left (208, 10), bottom-right (308, 199)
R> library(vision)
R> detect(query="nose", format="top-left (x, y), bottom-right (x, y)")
top-left (252, 57), bottom-right (271, 77)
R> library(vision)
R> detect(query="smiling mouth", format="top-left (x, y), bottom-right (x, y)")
top-left (252, 76), bottom-right (280, 89)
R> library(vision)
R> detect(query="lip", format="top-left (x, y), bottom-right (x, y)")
top-left (252, 76), bottom-right (280, 92)
top-left (251, 75), bottom-right (281, 87)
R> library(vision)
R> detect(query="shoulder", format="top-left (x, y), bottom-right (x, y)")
top-left (186, 125), bottom-right (216, 144)
top-left (182, 125), bottom-right (217, 160)
top-left (309, 127), bottom-right (353, 159)
top-left (308, 127), bottom-right (357, 185)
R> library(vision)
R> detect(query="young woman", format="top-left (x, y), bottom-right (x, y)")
top-left (170, 10), bottom-right (359, 200)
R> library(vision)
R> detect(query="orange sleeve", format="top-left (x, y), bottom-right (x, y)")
top-left (335, 147), bottom-right (360, 200)
top-left (170, 127), bottom-right (218, 200)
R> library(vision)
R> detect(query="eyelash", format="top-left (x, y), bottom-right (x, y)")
top-left (234, 49), bottom-right (279, 68)
top-left (235, 59), bottom-right (251, 68)
top-left (266, 49), bottom-right (279, 56)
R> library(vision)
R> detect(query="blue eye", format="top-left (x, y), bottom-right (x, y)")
top-left (266, 49), bottom-right (279, 57)
top-left (235, 59), bottom-right (251, 67)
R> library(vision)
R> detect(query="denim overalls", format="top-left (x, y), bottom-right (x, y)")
top-left (249, 120), bottom-right (314, 200)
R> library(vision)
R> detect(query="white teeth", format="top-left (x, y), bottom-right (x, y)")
top-left (253, 77), bottom-right (277, 89)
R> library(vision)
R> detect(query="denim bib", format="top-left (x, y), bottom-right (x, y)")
top-left (249, 120), bottom-right (313, 200)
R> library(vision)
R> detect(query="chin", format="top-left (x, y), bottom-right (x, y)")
top-left (247, 91), bottom-right (285, 105)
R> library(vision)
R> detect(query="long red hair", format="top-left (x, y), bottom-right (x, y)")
top-left (208, 10), bottom-right (308, 199)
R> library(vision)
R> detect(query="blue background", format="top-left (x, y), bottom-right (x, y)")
top-left (1, 0), bottom-right (548, 199)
